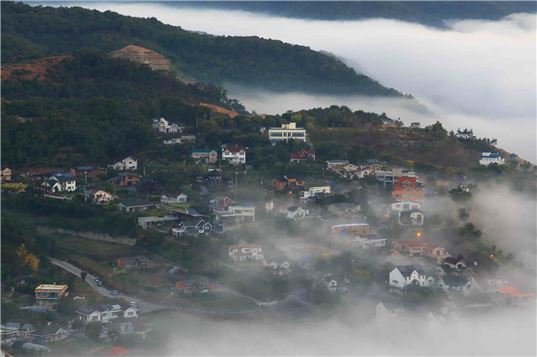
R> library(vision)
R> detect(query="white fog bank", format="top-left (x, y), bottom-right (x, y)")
top-left (65, 3), bottom-right (536, 161)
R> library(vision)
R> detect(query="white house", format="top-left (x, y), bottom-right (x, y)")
top-left (228, 244), bottom-right (264, 264)
top-left (388, 201), bottom-right (424, 226)
top-left (216, 205), bottom-right (256, 226)
top-left (268, 123), bottom-right (307, 143)
top-left (437, 275), bottom-right (481, 296)
top-left (389, 265), bottom-right (434, 289)
top-left (110, 157), bottom-right (138, 171)
top-left (221, 145), bottom-right (246, 165)
top-left (76, 304), bottom-right (138, 324)
top-left (389, 201), bottom-right (421, 212)
top-left (160, 192), bottom-right (188, 204)
top-left (171, 218), bottom-right (212, 238)
top-left (479, 152), bottom-right (505, 166)
top-left (152, 117), bottom-right (182, 134)
top-left (286, 206), bottom-right (310, 220)
top-left (299, 186), bottom-right (331, 200)
top-left (93, 190), bottom-right (114, 205)
top-left (42, 175), bottom-right (77, 193)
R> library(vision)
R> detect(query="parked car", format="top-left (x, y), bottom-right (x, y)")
top-left (111, 290), bottom-right (119, 296)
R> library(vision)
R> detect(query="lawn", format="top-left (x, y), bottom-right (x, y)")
top-left (55, 234), bottom-right (135, 259)
top-left (179, 291), bottom-right (260, 313)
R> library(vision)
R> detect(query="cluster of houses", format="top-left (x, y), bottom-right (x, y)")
top-left (388, 254), bottom-right (534, 304)
top-left (1, 282), bottom-right (151, 349)
top-left (227, 244), bottom-right (292, 276)
top-left (191, 144), bottom-right (247, 166)
top-left (326, 159), bottom-right (383, 180)
top-left (152, 117), bottom-right (196, 145)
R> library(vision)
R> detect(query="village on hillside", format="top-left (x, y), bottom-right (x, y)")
top-left (1, 113), bottom-right (534, 355)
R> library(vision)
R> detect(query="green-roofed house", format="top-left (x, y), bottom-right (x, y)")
top-left (191, 148), bottom-right (218, 164)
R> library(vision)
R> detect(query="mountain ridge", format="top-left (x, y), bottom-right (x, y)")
top-left (173, 1), bottom-right (537, 27)
top-left (1, 1), bottom-right (405, 97)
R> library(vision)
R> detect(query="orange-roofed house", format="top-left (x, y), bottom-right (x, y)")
top-left (392, 176), bottom-right (425, 202)
top-left (392, 239), bottom-right (427, 257)
top-left (494, 284), bottom-right (535, 304)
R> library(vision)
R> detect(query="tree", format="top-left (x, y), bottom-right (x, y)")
top-left (85, 322), bottom-right (102, 341)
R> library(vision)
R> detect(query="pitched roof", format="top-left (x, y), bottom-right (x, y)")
top-left (396, 265), bottom-right (425, 277)
top-left (497, 284), bottom-right (534, 297)
top-left (223, 145), bottom-right (245, 154)
top-left (192, 148), bottom-right (216, 154)
top-left (442, 254), bottom-right (466, 265)
top-left (394, 239), bottom-right (426, 248)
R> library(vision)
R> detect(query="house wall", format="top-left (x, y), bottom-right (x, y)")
top-left (389, 269), bottom-right (405, 289)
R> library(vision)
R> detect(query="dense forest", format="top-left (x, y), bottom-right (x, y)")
top-left (1, 51), bottom-right (228, 166)
top-left (180, 1), bottom-right (537, 27)
top-left (1, 2), bottom-right (402, 96)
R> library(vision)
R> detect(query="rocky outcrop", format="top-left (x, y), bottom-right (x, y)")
top-left (109, 45), bottom-right (172, 71)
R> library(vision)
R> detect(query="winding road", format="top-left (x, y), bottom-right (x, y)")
top-left (49, 257), bottom-right (174, 313)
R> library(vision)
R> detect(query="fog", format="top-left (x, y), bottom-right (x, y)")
top-left (140, 180), bottom-right (537, 356)
top-left (50, 4), bottom-right (536, 355)
top-left (155, 303), bottom-right (536, 355)
top-left (68, 2), bottom-right (537, 161)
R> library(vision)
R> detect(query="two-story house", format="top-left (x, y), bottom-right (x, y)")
top-left (76, 304), bottom-right (138, 324)
top-left (152, 117), bottom-right (182, 134)
top-left (191, 149), bottom-right (218, 164)
top-left (171, 218), bottom-right (212, 238)
top-left (160, 192), bottom-right (188, 204)
top-left (299, 186), bottom-right (331, 200)
top-left (34, 284), bottom-right (68, 309)
top-left (216, 205), bottom-right (256, 227)
top-left (93, 190), bottom-right (115, 205)
top-left (391, 176), bottom-right (425, 202)
top-left (388, 201), bottom-right (424, 226)
top-left (109, 156), bottom-right (138, 171)
top-left (221, 144), bottom-right (246, 165)
top-left (389, 265), bottom-right (434, 289)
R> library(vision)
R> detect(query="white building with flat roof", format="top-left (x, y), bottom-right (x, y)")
top-left (268, 123), bottom-right (307, 143)
top-left (479, 152), bottom-right (505, 166)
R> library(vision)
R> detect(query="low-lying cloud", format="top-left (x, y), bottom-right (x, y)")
top-left (65, 2), bottom-right (536, 161)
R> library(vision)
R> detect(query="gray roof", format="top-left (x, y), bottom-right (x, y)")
top-left (396, 265), bottom-right (425, 277)
top-left (119, 199), bottom-right (154, 207)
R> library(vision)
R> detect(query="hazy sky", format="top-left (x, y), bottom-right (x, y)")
top-left (66, 2), bottom-right (536, 161)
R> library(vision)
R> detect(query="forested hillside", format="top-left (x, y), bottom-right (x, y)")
top-left (1, 51), bottom-right (229, 166)
top-left (1, 2), bottom-right (402, 96)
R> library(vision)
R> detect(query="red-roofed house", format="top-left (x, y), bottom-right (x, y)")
top-left (392, 239), bottom-right (449, 261)
top-left (290, 149), bottom-right (315, 163)
top-left (392, 176), bottom-right (425, 202)
top-left (222, 145), bottom-right (246, 165)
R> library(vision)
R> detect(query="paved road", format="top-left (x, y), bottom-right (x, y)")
top-left (50, 257), bottom-right (286, 316)
top-left (49, 257), bottom-right (174, 313)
